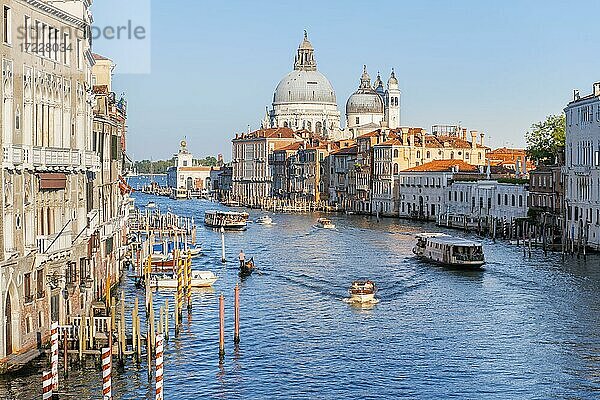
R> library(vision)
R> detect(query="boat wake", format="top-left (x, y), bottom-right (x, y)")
top-left (342, 297), bottom-right (380, 305)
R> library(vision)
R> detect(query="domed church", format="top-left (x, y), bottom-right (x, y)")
top-left (346, 65), bottom-right (401, 137)
top-left (261, 31), bottom-right (342, 138)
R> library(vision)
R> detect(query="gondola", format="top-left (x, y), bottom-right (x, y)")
top-left (239, 258), bottom-right (255, 276)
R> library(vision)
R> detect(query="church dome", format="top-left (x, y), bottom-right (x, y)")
top-left (346, 65), bottom-right (384, 115)
top-left (273, 70), bottom-right (337, 105)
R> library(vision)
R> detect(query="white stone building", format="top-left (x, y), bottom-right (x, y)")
top-left (443, 180), bottom-right (528, 222)
top-left (167, 140), bottom-right (212, 193)
top-left (397, 160), bottom-right (479, 220)
top-left (563, 82), bottom-right (600, 249)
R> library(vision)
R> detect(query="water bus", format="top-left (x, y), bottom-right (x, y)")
top-left (204, 210), bottom-right (249, 230)
top-left (413, 233), bottom-right (485, 269)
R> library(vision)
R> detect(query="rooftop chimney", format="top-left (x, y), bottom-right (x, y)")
top-left (574, 89), bottom-right (580, 101)
top-left (470, 130), bottom-right (477, 149)
top-left (462, 128), bottom-right (467, 141)
top-left (479, 132), bottom-right (485, 147)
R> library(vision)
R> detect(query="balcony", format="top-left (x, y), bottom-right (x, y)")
top-left (3, 144), bottom-right (100, 171)
top-left (37, 230), bottom-right (73, 255)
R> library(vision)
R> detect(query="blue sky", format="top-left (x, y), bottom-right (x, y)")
top-left (91, 0), bottom-right (600, 160)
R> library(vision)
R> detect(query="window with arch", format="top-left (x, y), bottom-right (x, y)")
top-left (478, 152), bottom-right (482, 160)
top-left (307, 121), bottom-right (312, 131)
top-left (497, 193), bottom-right (501, 205)
top-left (512, 194), bottom-right (516, 207)
top-left (393, 163), bottom-right (398, 175)
top-left (355, 117), bottom-right (359, 125)
top-left (316, 122), bottom-right (322, 134)
top-left (393, 149), bottom-right (399, 158)
top-left (504, 194), bottom-right (508, 206)
top-left (450, 152), bottom-right (454, 159)
top-left (426, 151), bottom-right (430, 158)
top-left (519, 195), bottom-right (523, 207)
top-left (283, 121), bottom-right (288, 128)
top-left (416, 150), bottom-right (421, 158)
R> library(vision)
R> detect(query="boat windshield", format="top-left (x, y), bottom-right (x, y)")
top-left (452, 245), bottom-right (484, 261)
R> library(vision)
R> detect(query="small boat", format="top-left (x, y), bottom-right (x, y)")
top-left (146, 201), bottom-right (157, 209)
top-left (240, 258), bottom-right (255, 275)
top-left (413, 233), bottom-right (485, 269)
top-left (255, 215), bottom-right (273, 225)
top-left (149, 270), bottom-right (218, 289)
top-left (153, 242), bottom-right (202, 257)
top-left (204, 210), bottom-right (249, 230)
top-left (348, 280), bottom-right (377, 303)
top-left (316, 217), bottom-right (335, 229)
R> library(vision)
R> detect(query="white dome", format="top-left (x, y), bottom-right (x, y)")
top-left (273, 70), bottom-right (337, 105)
top-left (346, 92), bottom-right (384, 114)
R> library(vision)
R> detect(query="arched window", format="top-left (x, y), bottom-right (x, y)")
top-left (316, 122), bottom-right (322, 134)
top-left (426, 151), bottom-right (430, 158)
top-left (416, 150), bottom-right (421, 158)
top-left (504, 194), bottom-right (508, 206)
top-left (306, 121), bottom-right (312, 131)
top-left (393, 149), bottom-right (399, 158)
top-left (393, 163), bottom-right (399, 175)
top-left (478, 152), bottom-right (482, 160)
top-left (519, 195), bottom-right (523, 207)
top-left (511, 194), bottom-right (516, 207)
top-left (450, 152), bottom-right (454, 159)
top-left (497, 194), bottom-right (501, 205)
top-left (283, 121), bottom-right (288, 128)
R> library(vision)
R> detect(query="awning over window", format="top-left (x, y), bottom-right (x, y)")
top-left (38, 173), bottom-right (67, 190)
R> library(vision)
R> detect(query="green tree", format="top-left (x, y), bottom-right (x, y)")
top-left (195, 156), bottom-right (218, 167)
top-left (525, 114), bottom-right (565, 165)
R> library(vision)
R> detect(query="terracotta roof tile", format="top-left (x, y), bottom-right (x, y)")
top-left (402, 159), bottom-right (478, 172)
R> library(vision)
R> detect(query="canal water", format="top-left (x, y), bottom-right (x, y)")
top-left (2, 192), bottom-right (600, 399)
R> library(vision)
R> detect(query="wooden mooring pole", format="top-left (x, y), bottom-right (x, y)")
top-left (219, 294), bottom-right (225, 358)
top-left (234, 284), bottom-right (240, 344)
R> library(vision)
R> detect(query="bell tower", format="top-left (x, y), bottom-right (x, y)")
top-left (385, 68), bottom-right (401, 129)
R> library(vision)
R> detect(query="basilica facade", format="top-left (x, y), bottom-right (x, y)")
top-left (261, 32), bottom-right (401, 140)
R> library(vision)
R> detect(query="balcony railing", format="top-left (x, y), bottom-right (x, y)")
top-left (3, 144), bottom-right (100, 170)
top-left (37, 230), bottom-right (73, 254)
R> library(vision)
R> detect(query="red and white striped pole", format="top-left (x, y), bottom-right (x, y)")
top-left (42, 370), bottom-right (53, 400)
top-left (101, 346), bottom-right (112, 399)
top-left (155, 333), bottom-right (164, 400)
top-left (50, 322), bottom-right (59, 391)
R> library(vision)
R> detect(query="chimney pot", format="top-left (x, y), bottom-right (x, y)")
top-left (594, 82), bottom-right (600, 97)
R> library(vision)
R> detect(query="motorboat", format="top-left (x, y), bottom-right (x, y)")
top-left (149, 270), bottom-right (218, 289)
top-left (348, 280), bottom-right (377, 303)
top-left (146, 201), bottom-right (157, 209)
top-left (204, 210), bottom-right (249, 230)
top-left (255, 215), bottom-right (273, 225)
top-left (413, 233), bottom-right (485, 269)
top-left (316, 217), bottom-right (335, 229)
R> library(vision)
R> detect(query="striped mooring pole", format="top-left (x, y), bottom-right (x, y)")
top-left (101, 347), bottom-right (112, 399)
top-left (155, 333), bottom-right (164, 400)
top-left (50, 322), bottom-right (59, 392)
top-left (42, 370), bottom-right (53, 400)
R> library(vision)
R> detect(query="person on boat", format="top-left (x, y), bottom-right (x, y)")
top-left (239, 250), bottom-right (245, 268)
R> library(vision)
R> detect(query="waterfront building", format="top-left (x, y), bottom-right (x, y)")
top-left (563, 82), bottom-right (600, 249)
top-left (329, 144), bottom-right (358, 209)
top-left (261, 32), bottom-right (342, 139)
top-left (288, 142), bottom-right (333, 202)
top-left (91, 53), bottom-right (130, 320)
top-left (166, 140), bottom-right (212, 195)
top-left (442, 179), bottom-right (529, 224)
top-left (366, 127), bottom-right (488, 215)
top-left (231, 127), bottom-right (301, 204)
top-left (397, 160), bottom-right (479, 220)
top-left (0, 0), bottom-right (98, 367)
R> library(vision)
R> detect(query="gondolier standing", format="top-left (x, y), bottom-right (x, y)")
top-left (239, 250), bottom-right (245, 268)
